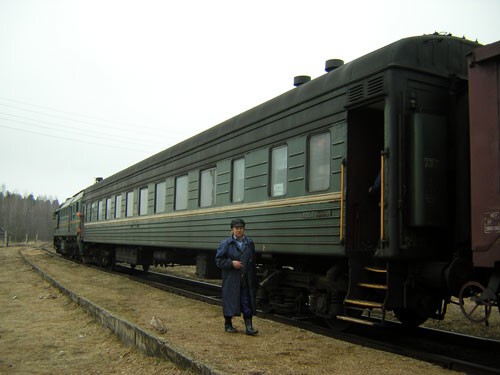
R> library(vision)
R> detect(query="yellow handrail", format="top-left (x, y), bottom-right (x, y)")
top-left (340, 161), bottom-right (345, 242)
top-left (380, 154), bottom-right (385, 242)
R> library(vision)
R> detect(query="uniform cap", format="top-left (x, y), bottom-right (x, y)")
top-left (230, 219), bottom-right (246, 228)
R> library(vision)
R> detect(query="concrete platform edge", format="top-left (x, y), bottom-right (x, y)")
top-left (20, 249), bottom-right (222, 375)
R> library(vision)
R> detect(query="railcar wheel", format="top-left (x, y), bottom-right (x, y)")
top-left (324, 317), bottom-right (351, 331)
top-left (106, 258), bottom-right (115, 271)
top-left (458, 281), bottom-right (492, 324)
top-left (324, 303), bottom-right (361, 331)
top-left (324, 308), bottom-right (361, 331)
top-left (393, 293), bottom-right (442, 328)
top-left (393, 308), bottom-right (428, 328)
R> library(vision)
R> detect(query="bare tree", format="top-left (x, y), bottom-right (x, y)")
top-left (0, 187), bottom-right (59, 242)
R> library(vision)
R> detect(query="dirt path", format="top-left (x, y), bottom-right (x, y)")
top-left (0, 246), bottom-right (464, 374)
top-left (0, 246), bottom-right (186, 374)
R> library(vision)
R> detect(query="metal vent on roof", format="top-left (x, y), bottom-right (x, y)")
top-left (325, 59), bottom-right (344, 72)
top-left (294, 75), bottom-right (311, 87)
top-left (348, 84), bottom-right (364, 102)
top-left (348, 75), bottom-right (384, 104)
top-left (367, 76), bottom-right (384, 96)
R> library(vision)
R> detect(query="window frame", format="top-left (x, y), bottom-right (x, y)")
top-left (97, 200), bottom-right (103, 221)
top-left (231, 157), bottom-right (245, 203)
top-left (175, 175), bottom-right (188, 211)
top-left (105, 197), bottom-right (112, 220)
top-left (139, 187), bottom-right (148, 216)
top-left (270, 144), bottom-right (288, 197)
top-left (308, 131), bottom-right (331, 192)
top-left (86, 203), bottom-right (92, 222)
top-left (200, 167), bottom-right (217, 207)
top-left (115, 194), bottom-right (122, 219)
top-left (155, 181), bottom-right (166, 214)
top-left (126, 191), bottom-right (134, 217)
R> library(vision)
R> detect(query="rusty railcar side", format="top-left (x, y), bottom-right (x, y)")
top-left (468, 41), bottom-right (500, 268)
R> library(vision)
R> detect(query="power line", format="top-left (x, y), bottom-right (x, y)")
top-left (0, 111), bottom-right (160, 149)
top-left (0, 122), bottom-right (153, 154)
top-left (0, 96), bottom-right (171, 139)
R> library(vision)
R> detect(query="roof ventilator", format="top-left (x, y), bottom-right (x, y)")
top-left (325, 59), bottom-right (344, 72)
top-left (294, 75), bottom-right (311, 87)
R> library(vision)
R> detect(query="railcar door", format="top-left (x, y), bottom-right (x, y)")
top-left (345, 105), bottom-right (384, 252)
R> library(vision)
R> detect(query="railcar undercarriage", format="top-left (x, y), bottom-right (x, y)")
top-left (255, 253), bottom-right (477, 328)
top-left (256, 259), bottom-right (350, 323)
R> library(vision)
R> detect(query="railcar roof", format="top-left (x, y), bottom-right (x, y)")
top-left (469, 39), bottom-right (500, 63)
top-left (84, 34), bottom-right (480, 196)
top-left (58, 190), bottom-right (83, 209)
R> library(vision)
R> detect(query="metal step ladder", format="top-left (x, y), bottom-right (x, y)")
top-left (337, 262), bottom-right (388, 326)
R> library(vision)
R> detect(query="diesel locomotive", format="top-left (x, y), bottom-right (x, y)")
top-left (54, 33), bottom-right (500, 327)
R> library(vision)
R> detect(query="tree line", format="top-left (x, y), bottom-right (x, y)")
top-left (0, 186), bottom-right (60, 243)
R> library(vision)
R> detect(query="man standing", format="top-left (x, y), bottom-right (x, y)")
top-left (215, 219), bottom-right (259, 335)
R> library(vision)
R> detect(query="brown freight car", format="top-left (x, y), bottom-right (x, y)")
top-left (468, 41), bottom-right (500, 268)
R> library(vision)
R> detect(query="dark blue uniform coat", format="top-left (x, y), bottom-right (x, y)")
top-left (215, 235), bottom-right (258, 317)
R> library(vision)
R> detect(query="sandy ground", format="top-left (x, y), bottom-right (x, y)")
top-left (157, 266), bottom-right (500, 340)
top-left (0, 246), bottom-right (188, 374)
top-left (1, 245), bottom-right (490, 374)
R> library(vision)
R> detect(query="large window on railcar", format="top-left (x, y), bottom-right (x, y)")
top-left (126, 191), bottom-right (134, 217)
top-left (139, 187), bottom-right (148, 216)
top-left (87, 203), bottom-right (93, 222)
top-left (308, 133), bottom-right (331, 192)
top-left (97, 201), bottom-right (103, 221)
top-left (105, 198), bottom-right (112, 220)
top-left (200, 168), bottom-right (216, 207)
top-left (155, 182), bottom-right (166, 213)
top-left (232, 158), bottom-right (245, 202)
top-left (115, 195), bottom-right (122, 219)
top-left (271, 145), bottom-right (288, 197)
top-left (175, 175), bottom-right (188, 210)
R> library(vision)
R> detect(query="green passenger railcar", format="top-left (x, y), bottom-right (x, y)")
top-left (55, 34), bottom-right (491, 326)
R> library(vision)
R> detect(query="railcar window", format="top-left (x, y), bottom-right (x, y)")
top-left (271, 145), bottom-right (288, 197)
top-left (175, 175), bottom-right (188, 210)
top-left (87, 203), bottom-right (92, 222)
top-left (232, 158), bottom-right (245, 202)
top-left (139, 187), bottom-right (148, 216)
top-left (155, 182), bottom-right (166, 213)
top-left (126, 191), bottom-right (134, 217)
top-left (106, 198), bottom-right (112, 220)
top-left (97, 201), bottom-right (103, 221)
top-left (309, 132), bottom-right (331, 192)
top-left (200, 168), bottom-right (216, 207)
top-left (115, 195), bottom-right (122, 219)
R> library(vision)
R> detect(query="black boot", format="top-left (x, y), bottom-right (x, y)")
top-left (244, 317), bottom-right (259, 336)
top-left (224, 317), bottom-right (237, 333)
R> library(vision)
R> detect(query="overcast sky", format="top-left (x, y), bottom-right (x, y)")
top-left (0, 0), bottom-right (499, 202)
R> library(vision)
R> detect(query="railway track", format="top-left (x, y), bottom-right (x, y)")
top-left (118, 266), bottom-right (500, 374)
top-left (42, 247), bottom-right (500, 374)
